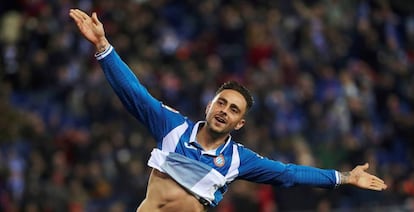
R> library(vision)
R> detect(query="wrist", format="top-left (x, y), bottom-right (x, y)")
top-left (95, 38), bottom-right (110, 53)
top-left (340, 171), bottom-right (350, 184)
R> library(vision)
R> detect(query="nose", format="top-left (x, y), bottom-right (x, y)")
top-left (220, 106), bottom-right (229, 115)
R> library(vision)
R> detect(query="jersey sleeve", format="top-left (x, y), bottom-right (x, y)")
top-left (236, 145), bottom-right (340, 188)
top-left (96, 45), bottom-right (185, 142)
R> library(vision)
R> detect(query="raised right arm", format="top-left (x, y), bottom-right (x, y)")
top-left (96, 45), bottom-right (167, 132)
top-left (69, 9), bottom-right (185, 141)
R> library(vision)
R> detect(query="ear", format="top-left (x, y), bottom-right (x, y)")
top-left (234, 118), bottom-right (245, 130)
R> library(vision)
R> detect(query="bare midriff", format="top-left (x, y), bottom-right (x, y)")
top-left (136, 169), bottom-right (207, 212)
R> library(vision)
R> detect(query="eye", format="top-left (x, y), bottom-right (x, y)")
top-left (231, 107), bottom-right (239, 114)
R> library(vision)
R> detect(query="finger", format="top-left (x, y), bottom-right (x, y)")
top-left (364, 172), bottom-right (385, 183)
top-left (92, 12), bottom-right (100, 25)
top-left (370, 177), bottom-right (387, 190)
top-left (361, 163), bottom-right (369, 170)
top-left (365, 174), bottom-right (385, 186)
top-left (69, 9), bottom-right (78, 20)
top-left (369, 185), bottom-right (382, 191)
top-left (69, 9), bottom-right (85, 22)
top-left (370, 185), bottom-right (384, 191)
top-left (371, 175), bottom-right (385, 184)
top-left (367, 181), bottom-right (384, 191)
top-left (76, 9), bottom-right (91, 20)
top-left (371, 181), bottom-right (387, 190)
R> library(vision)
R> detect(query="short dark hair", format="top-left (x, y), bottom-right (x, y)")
top-left (216, 81), bottom-right (254, 112)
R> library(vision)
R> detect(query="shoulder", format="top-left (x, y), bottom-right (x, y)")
top-left (160, 103), bottom-right (190, 125)
top-left (230, 142), bottom-right (265, 161)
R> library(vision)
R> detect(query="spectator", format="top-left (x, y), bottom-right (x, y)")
top-left (1, 0), bottom-right (413, 211)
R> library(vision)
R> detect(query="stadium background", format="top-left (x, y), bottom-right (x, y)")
top-left (1, 0), bottom-right (414, 211)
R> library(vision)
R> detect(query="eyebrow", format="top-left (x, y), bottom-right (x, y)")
top-left (217, 97), bottom-right (241, 112)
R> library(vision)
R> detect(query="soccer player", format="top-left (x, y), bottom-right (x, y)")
top-left (69, 9), bottom-right (387, 212)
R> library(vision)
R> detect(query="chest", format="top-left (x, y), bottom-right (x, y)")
top-left (175, 140), bottom-right (234, 175)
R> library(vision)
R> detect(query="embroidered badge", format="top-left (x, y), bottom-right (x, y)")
top-left (214, 154), bottom-right (225, 167)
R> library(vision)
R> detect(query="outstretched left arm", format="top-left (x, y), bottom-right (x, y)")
top-left (339, 163), bottom-right (387, 191)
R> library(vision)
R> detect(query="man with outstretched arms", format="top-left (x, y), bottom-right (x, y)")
top-left (69, 9), bottom-right (387, 212)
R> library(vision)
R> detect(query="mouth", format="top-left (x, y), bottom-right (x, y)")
top-left (214, 115), bottom-right (226, 124)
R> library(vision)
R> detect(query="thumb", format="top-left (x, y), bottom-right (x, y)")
top-left (92, 12), bottom-right (100, 24)
top-left (360, 163), bottom-right (369, 170)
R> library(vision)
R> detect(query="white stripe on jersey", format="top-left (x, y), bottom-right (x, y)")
top-left (225, 144), bottom-right (240, 182)
top-left (162, 122), bottom-right (188, 152)
top-left (191, 168), bottom-right (227, 201)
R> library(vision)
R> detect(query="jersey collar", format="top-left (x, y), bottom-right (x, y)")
top-left (189, 121), bottom-right (232, 156)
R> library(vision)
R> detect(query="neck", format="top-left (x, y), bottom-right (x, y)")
top-left (197, 125), bottom-right (229, 151)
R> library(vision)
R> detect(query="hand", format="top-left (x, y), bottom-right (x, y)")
top-left (340, 163), bottom-right (387, 191)
top-left (69, 9), bottom-right (109, 52)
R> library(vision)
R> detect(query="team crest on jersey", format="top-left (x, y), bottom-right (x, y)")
top-left (214, 154), bottom-right (225, 167)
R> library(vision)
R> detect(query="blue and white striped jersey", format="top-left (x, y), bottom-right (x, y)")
top-left (96, 45), bottom-right (340, 207)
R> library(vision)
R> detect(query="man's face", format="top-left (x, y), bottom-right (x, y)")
top-left (205, 89), bottom-right (247, 134)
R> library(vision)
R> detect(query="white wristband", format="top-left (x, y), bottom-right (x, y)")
top-left (95, 45), bottom-right (113, 60)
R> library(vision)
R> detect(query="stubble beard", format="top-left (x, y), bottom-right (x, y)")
top-left (205, 120), bottom-right (229, 139)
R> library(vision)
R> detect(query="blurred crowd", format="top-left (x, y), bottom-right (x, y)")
top-left (1, 0), bottom-right (414, 211)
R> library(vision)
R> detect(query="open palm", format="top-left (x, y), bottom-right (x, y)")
top-left (69, 9), bottom-right (107, 48)
top-left (347, 163), bottom-right (387, 191)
